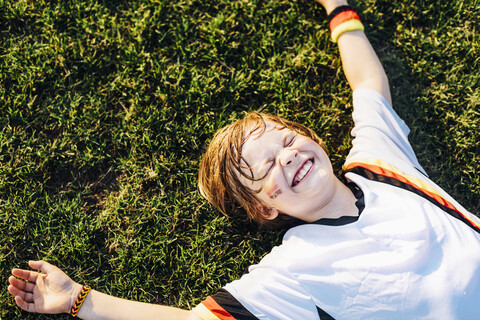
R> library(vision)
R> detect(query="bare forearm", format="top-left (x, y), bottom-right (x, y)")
top-left (317, 0), bottom-right (391, 103)
top-left (77, 290), bottom-right (199, 320)
top-left (337, 30), bottom-right (391, 104)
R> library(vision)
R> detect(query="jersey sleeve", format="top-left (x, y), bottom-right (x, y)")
top-left (193, 265), bottom-right (322, 320)
top-left (192, 288), bottom-right (258, 320)
top-left (344, 88), bottom-right (427, 176)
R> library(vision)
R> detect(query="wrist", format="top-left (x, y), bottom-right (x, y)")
top-left (327, 5), bottom-right (364, 43)
top-left (68, 283), bottom-right (84, 314)
top-left (71, 285), bottom-right (92, 316)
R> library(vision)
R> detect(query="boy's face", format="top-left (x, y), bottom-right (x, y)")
top-left (239, 121), bottom-right (336, 222)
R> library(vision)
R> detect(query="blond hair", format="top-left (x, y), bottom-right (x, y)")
top-left (198, 112), bottom-right (327, 229)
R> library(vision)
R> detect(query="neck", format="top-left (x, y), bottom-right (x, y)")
top-left (317, 178), bottom-right (359, 220)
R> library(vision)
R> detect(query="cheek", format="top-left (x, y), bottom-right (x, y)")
top-left (264, 182), bottom-right (283, 199)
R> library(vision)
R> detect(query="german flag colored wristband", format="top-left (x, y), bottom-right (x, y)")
top-left (71, 285), bottom-right (91, 317)
top-left (328, 6), bottom-right (364, 43)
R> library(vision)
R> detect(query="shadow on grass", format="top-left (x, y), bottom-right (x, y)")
top-left (362, 0), bottom-right (479, 214)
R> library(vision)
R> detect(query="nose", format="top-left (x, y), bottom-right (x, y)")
top-left (279, 148), bottom-right (298, 166)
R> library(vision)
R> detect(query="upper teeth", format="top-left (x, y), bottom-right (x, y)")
top-left (293, 160), bottom-right (313, 186)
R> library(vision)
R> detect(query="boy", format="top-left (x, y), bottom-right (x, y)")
top-left (8, 0), bottom-right (480, 319)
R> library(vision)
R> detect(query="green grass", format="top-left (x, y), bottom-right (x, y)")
top-left (1, 0), bottom-right (479, 318)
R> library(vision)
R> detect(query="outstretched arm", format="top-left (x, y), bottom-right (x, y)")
top-left (316, 0), bottom-right (392, 105)
top-left (8, 260), bottom-right (200, 320)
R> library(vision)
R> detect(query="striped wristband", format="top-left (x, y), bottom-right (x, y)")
top-left (328, 5), bottom-right (364, 43)
top-left (71, 285), bottom-right (91, 317)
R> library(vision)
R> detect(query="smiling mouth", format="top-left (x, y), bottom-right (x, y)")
top-left (292, 159), bottom-right (313, 187)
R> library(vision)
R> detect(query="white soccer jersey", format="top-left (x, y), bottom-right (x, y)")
top-left (193, 89), bottom-right (480, 320)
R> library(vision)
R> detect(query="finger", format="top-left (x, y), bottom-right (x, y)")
top-left (9, 276), bottom-right (36, 293)
top-left (14, 295), bottom-right (37, 313)
top-left (8, 284), bottom-right (35, 303)
top-left (12, 268), bottom-right (41, 283)
top-left (8, 283), bottom-right (22, 296)
top-left (29, 260), bottom-right (59, 274)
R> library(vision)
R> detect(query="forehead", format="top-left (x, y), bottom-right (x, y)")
top-left (240, 122), bottom-right (290, 165)
top-left (243, 121), bottom-right (287, 147)
top-left (248, 121), bottom-right (284, 138)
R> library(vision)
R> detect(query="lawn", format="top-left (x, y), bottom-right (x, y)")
top-left (1, 0), bottom-right (478, 318)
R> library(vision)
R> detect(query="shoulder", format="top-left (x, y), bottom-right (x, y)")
top-left (346, 88), bottom-right (427, 176)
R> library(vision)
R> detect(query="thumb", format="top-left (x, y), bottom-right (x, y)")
top-left (28, 260), bottom-right (58, 274)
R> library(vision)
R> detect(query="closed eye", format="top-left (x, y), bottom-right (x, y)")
top-left (259, 133), bottom-right (296, 180)
top-left (262, 135), bottom-right (295, 177)
top-left (285, 134), bottom-right (296, 147)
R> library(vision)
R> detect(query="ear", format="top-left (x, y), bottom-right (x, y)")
top-left (257, 205), bottom-right (279, 220)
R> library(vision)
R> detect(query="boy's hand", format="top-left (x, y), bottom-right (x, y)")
top-left (313, 0), bottom-right (349, 15)
top-left (8, 260), bottom-right (83, 314)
